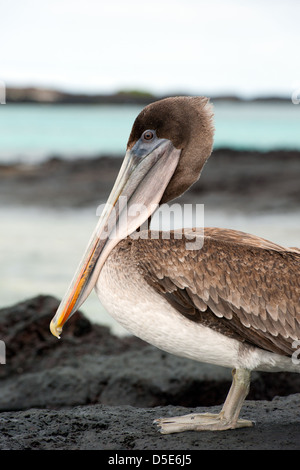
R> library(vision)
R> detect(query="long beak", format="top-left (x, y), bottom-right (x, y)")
top-left (50, 138), bottom-right (181, 338)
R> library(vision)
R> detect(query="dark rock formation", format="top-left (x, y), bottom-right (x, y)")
top-left (0, 295), bottom-right (299, 449)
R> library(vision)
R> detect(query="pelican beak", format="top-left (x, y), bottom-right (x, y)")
top-left (50, 135), bottom-right (181, 338)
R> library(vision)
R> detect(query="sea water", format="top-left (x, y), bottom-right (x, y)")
top-left (0, 101), bottom-right (300, 163)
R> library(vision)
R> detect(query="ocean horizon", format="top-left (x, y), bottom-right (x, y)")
top-left (0, 101), bottom-right (300, 164)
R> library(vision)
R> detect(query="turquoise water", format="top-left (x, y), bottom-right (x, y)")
top-left (0, 104), bottom-right (141, 162)
top-left (0, 101), bottom-right (299, 163)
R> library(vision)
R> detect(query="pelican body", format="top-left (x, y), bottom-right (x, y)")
top-left (50, 97), bottom-right (300, 433)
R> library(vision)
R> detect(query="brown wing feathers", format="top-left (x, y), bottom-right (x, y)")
top-left (133, 228), bottom-right (300, 357)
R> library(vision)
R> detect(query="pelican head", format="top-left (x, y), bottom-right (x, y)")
top-left (50, 96), bottom-right (214, 338)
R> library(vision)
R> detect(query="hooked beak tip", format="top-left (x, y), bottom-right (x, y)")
top-left (50, 319), bottom-right (62, 339)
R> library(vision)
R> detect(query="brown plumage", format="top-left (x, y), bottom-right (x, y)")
top-left (127, 96), bottom-right (214, 203)
top-left (122, 228), bottom-right (300, 357)
top-left (125, 98), bottom-right (300, 358)
top-left (51, 96), bottom-right (300, 432)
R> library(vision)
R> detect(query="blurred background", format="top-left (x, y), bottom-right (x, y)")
top-left (0, 0), bottom-right (299, 335)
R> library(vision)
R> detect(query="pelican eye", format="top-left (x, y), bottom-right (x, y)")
top-left (143, 130), bottom-right (154, 141)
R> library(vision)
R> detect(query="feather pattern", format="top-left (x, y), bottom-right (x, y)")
top-left (123, 227), bottom-right (300, 357)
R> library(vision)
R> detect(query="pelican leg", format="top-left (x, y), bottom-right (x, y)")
top-left (154, 368), bottom-right (253, 433)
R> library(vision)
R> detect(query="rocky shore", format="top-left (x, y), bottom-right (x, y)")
top-left (0, 148), bottom-right (299, 450)
top-left (0, 295), bottom-right (299, 450)
top-left (1, 148), bottom-right (300, 212)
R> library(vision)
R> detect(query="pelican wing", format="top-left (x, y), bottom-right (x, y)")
top-left (134, 228), bottom-right (300, 356)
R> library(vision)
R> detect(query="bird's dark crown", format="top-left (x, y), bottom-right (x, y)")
top-left (127, 96), bottom-right (214, 203)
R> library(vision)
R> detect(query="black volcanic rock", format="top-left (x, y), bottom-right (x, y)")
top-left (1, 149), bottom-right (299, 212)
top-left (1, 395), bottom-right (300, 450)
top-left (0, 295), bottom-right (299, 449)
top-left (1, 295), bottom-right (300, 410)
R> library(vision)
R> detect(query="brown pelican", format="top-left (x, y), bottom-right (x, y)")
top-left (50, 97), bottom-right (300, 433)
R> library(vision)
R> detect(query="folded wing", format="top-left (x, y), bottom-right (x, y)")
top-left (133, 228), bottom-right (300, 356)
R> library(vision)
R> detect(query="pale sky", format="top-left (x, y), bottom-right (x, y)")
top-left (1, 0), bottom-right (300, 97)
